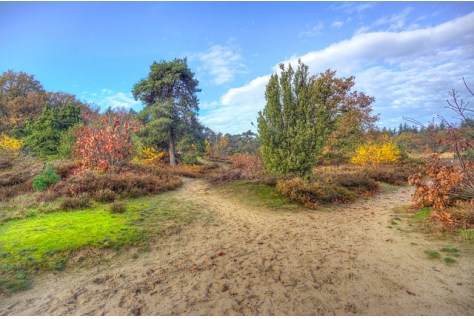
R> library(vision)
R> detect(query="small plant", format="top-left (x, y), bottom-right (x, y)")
top-left (444, 257), bottom-right (457, 265)
top-left (276, 177), bottom-right (357, 208)
top-left (440, 247), bottom-right (459, 253)
top-left (132, 253), bottom-right (139, 259)
top-left (109, 201), bottom-right (127, 214)
top-left (424, 250), bottom-right (441, 259)
top-left (410, 242), bottom-right (417, 245)
top-left (33, 164), bottom-right (61, 191)
top-left (59, 194), bottom-right (91, 211)
top-left (93, 189), bottom-right (116, 203)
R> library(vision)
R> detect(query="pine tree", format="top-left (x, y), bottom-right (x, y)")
top-left (132, 58), bottom-right (201, 166)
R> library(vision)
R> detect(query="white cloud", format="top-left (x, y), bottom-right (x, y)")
top-left (200, 12), bottom-right (474, 134)
top-left (81, 89), bottom-right (141, 111)
top-left (372, 7), bottom-right (413, 31)
top-left (330, 2), bottom-right (376, 15)
top-left (194, 44), bottom-right (248, 85)
top-left (331, 21), bottom-right (344, 29)
top-left (200, 75), bottom-right (270, 134)
top-left (299, 21), bottom-right (324, 38)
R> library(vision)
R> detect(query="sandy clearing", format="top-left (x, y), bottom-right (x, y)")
top-left (1, 178), bottom-right (473, 315)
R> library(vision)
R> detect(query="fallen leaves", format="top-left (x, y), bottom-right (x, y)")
top-left (307, 214), bottom-right (315, 220)
top-left (222, 284), bottom-right (229, 292)
top-left (406, 290), bottom-right (416, 296)
top-left (218, 251), bottom-right (226, 257)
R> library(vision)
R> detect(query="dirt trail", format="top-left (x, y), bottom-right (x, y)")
top-left (1, 178), bottom-right (473, 315)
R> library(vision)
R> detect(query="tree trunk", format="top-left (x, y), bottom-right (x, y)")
top-left (168, 126), bottom-right (176, 166)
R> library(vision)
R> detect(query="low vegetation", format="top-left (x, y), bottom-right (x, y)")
top-left (0, 64), bottom-right (472, 297)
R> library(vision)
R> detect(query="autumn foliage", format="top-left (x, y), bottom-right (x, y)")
top-left (135, 146), bottom-right (168, 165)
top-left (407, 78), bottom-right (474, 231)
top-left (351, 140), bottom-right (400, 167)
top-left (0, 133), bottom-right (22, 158)
top-left (73, 111), bottom-right (139, 172)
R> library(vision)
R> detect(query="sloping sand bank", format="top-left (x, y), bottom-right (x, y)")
top-left (1, 179), bottom-right (473, 315)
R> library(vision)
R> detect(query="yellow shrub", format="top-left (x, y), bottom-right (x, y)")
top-left (351, 141), bottom-right (400, 167)
top-left (0, 133), bottom-right (22, 157)
top-left (136, 146), bottom-right (167, 165)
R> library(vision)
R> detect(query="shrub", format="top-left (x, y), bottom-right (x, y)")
top-left (74, 111), bottom-right (139, 172)
top-left (0, 171), bottom-right (30, 187)
top-left (351, 141), bottom-right (400, 167)
top-left (276, 177), bottom-right (357, 208)
top-left (232, 154), bottom-right (263, 172)
top-left (448, 201), bottom-right (474, 229)
top-left (55, 169), bottom-right (182, 199)
top-left (0, 133), bottom-right (22, 158)
top-left (0, 158), bottom-right (13, 171)
top-left (109, 201), bottom-right (126, 214)
top-left (59, 194), bottom-right (91, 211)
top-left (135, 146), bottom-right (168, 165)
top-left (32, 164), bottom-right (61, 191)
top-left (51, 160), bottom-right (79, 179)
top-left (364, 166), bottom-right (408, 186)
top-left (331, 172), bottom-right (379, 194)
top-left (0, 181), bottom-right (32, 201)
top-left (93, 189), bottom-right (116, 203)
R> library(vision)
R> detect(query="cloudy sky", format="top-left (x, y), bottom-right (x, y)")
top-left (1, 2), bottom-right (473, 134)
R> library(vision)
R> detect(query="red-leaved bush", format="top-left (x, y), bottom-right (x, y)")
top-left (73, 111), bottom-right (140, 172)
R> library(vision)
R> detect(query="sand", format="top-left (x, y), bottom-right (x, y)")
top-left (1, 178), bottom-right (473, 315)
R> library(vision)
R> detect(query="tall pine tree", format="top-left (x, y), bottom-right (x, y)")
top-left (132, 58), bottom-right (201, 166)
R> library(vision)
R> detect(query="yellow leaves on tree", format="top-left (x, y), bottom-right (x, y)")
top-left (0, 133), bottom-right (22, 157)
top-left (204, 139), bottom-right (212, 156)
top-left (205, 136), bottom-right (229, 158)
top-left (136, 146), bottom-right (168, 165)
top-left (351, 141), bottom-right (400, 167)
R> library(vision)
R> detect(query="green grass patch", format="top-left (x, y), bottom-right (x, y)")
top-left (424, 250), bottom-right (441, 259)
top-left (410, 242), bottom-right (417, 245)
top-left (0, 207), bottom-right (135, 265)
top-left (439, 247), bottom-right (459, 253)
top-left (413, 207), bottom-right (431, 221)
top-left (444, 257), bottom-right (457, 265)
top-left (459, 230), bottom-right (474, 240)
top-left (0, 191), bottom-right (211, 295)
top-left (218, 180), bottom-right (298, 210)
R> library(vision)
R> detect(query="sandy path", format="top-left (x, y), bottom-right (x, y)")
top-left (1, 178), bottom-right (473, 315)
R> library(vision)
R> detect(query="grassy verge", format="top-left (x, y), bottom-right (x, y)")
top-left (216, 180), bottom-right (299, 210)
top-left (0, 192), bottom-right (211, 296)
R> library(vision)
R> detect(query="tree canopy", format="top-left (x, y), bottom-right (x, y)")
top-left (257, 60), bottom-right (377, 176)
top-left (132, 58), bottom-right (201, 166)
top-left (0, 70), bottom-right (90, 137)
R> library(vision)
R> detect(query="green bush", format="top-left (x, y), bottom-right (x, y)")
top-left (32, 164), bottom-right (61, 191)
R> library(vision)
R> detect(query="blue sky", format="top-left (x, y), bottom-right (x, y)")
top-left (1, 1), bottom-right (474, 134)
